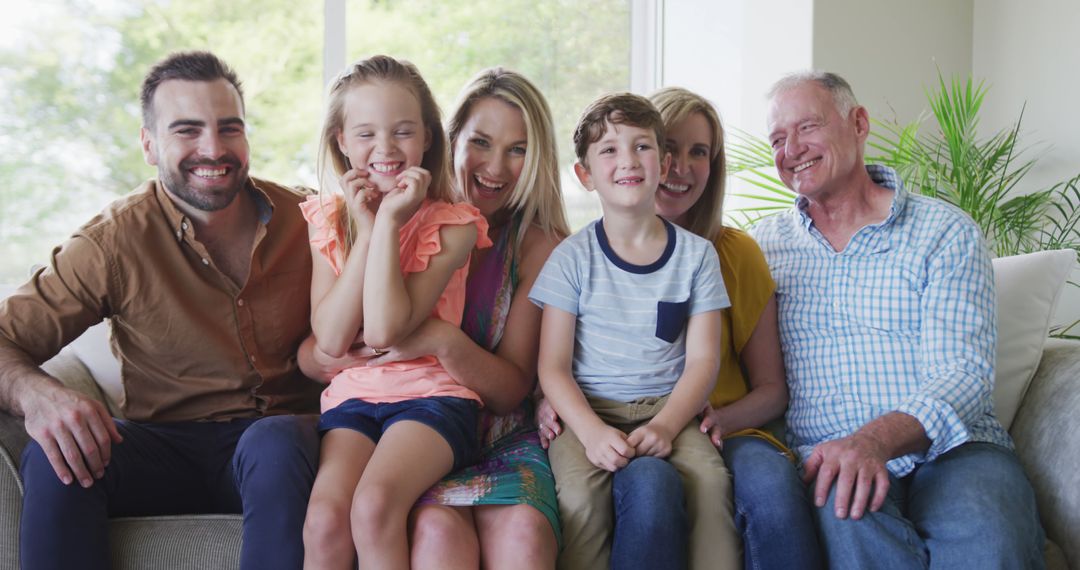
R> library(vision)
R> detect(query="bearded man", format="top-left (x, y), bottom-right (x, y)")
top-left (0, 51), bottom-right (322, 570)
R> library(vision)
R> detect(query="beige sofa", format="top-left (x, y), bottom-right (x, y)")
top-left (2, 248), bottom-right (1079, 568)
top-left (1, 333), bottom-right (1077, 569)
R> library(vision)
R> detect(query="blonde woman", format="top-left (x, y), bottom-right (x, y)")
top-left (301, 67), bottom-right (567, 569)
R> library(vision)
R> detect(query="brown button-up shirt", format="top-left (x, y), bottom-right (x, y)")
top-left (0, 177), bottom-right (322, 422)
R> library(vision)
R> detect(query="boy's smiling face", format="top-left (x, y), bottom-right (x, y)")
top-left (575, 120), bottom-right (670, 216)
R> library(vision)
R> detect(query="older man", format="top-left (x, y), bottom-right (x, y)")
top-left (751, 71), bottom-right (1044, 568)
top-left (0, 51), bottom-right (321, 569)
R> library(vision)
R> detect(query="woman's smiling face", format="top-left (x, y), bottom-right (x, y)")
top-left (453, 97), bottom-right (528, 219)
top-left (655, 111), bottom-right (713, 225)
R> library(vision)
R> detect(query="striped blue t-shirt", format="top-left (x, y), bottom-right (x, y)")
top-left (529, 217), bottom-right (730, 402)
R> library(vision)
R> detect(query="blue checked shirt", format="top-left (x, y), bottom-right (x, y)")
top-left (752, 165), bottom-right (1013, 477)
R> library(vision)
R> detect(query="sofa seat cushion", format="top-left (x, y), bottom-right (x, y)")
top-left (109, 515), bottom-right (241, 570)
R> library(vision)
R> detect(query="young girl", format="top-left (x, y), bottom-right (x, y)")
top-left (299, 55), bottom-right (492, 570)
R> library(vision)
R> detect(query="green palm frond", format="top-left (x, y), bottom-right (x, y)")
top-left (866, 73), bottom-right (1080, 260)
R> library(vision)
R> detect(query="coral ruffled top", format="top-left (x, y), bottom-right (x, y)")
top-left (300, 195), bottom-right (492, 412)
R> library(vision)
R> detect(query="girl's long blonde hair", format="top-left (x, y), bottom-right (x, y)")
top-left (317, 55), bottom-right (452, 258)
top-left (446, 68), bottom-right (569, 245)
top-left (650, 87), bottom-right (727, 242)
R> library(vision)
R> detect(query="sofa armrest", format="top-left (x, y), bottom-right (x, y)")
top-left (0, 412), bottom-right (26, 569)
top-left (0, 349), bottom-right (111, 570)
top-left (41, 345), bottom-right (118, 417)
top-left (0, 347), bottom-right (105, 469)
top-left (1010, 338), bottom-right (1080, 569)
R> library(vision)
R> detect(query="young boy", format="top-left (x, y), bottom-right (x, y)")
top-left (529, 93), bottom-right (740, 569)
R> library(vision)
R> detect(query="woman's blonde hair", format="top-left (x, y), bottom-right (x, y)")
top-left (446, 68), bottom-right (569, 244)
top-left (649, 87), bottom-right (727, 242)
top-left (317, 55), bottom-right (452, 257)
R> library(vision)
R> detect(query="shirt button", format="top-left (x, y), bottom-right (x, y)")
top-left (181, 222), bottom-right (189, 231)
top-left (237, 299), bottom-right (245, 307)
top-left (201, 258), bottom-right (209, 265)
top-left (249, 355), bottom-right (256, 363)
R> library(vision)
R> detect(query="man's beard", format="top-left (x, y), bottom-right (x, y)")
top-left (159, 156), bottom-right (249, 212)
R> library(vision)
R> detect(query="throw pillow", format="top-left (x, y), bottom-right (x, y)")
top-left (992, 249), bottom-right (1075, 430)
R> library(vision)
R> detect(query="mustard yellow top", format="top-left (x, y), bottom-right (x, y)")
top-left (709, 228), bottom-right (789, 454)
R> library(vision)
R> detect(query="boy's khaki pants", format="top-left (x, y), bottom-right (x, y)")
top-left (548, 395), bottom-right (741, 570)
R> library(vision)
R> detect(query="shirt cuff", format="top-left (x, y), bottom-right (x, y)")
top-left (896, 394), bottom-right (973, 464)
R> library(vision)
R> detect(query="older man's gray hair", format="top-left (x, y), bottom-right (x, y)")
top-left (768, 71), bottom-right (859, 116)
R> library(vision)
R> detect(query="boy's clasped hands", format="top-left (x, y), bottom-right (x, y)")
top-left (577, 419), bottom-right (678, 472)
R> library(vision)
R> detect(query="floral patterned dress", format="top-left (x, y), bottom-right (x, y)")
top-left (417, 215), bottom-right (561, 544)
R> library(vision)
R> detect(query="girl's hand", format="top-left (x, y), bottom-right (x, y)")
top-left (364, 318), bottom-right (452, 366)
top-left (627, 421), bottom-right (676, 458)
top-left (378, 166), bottom-right (430, 225)
top-left (340, 167), bottom-right (378, 234)
top-left (698, 403), bottom-right (725, 450)
top-left (580, 424), bottom-right (634, 472)
top-left (536, 397), bottom-right (563, 449)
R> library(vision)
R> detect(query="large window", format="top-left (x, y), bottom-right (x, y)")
top-left (0, 0), bottom-right (631, 283)
top-left (344, 0), bottom-right (631, 231)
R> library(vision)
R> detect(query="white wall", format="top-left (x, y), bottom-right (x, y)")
top-left (661, 0), bottom-right (744, 130)
top-left (738, 0), bottom-right (814, 136)
top-left (662, 0), bottom-right (974, 135)
top-left (661, 0), bottom-right (812, 216)
top-left (974, 0), bottom-right (1080, 331)
top-left (813, 0), bottom-right (974, 127)
top-left (661, 0), bottom-right (813, 136)
top-left (661, 0), bottom-right (1079, 328)
top-left (974, 0), bottom-right (1080, 194)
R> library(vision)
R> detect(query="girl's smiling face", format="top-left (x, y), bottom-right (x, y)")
top-left (337, 80), bottom-right (430, 193)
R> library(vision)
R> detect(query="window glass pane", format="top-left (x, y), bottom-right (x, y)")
top-left (345, 0), bottom-right (631, 230)
top-left (0, 0), bottom-right (631, 284)
top-left (0, 0), bottom-right (323, 282)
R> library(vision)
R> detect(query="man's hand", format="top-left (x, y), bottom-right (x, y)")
top-left (580, 423), bottom-right (634, 472)
top-left (21, 384), bottom-right (122, 488)
top-left (535, 397), bottom-right (562, 449)
top-left (698, 402), bottom-right (725, 450)
top-left (802, 432), bottom-right (891, 520)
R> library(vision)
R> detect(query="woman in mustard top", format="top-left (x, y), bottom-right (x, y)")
top-left (651, 86), bottom-right (822, 570)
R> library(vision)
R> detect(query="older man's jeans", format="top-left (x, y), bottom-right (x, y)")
top-left (722, 436), bottom-right (822, 570)
top-left (20, 415), bottom-right (319, 570)
top-left (610, 456), bottom-right (689, 570)
top-left (813, 442), bottom-right (1045, 569)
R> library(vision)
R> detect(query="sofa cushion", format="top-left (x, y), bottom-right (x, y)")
top-left (992, 250), bottom-right (1074, 429)
top-left (109, 515), bottom-right (242, 569)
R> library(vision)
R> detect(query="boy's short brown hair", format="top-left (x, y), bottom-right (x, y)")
top-left (573, 92), bottom-right (666, 166)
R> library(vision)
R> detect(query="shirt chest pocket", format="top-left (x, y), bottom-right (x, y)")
top-left (845, 268), bottom-right (922, 333)
top-left (656, 299), bottom-right (690, 343)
